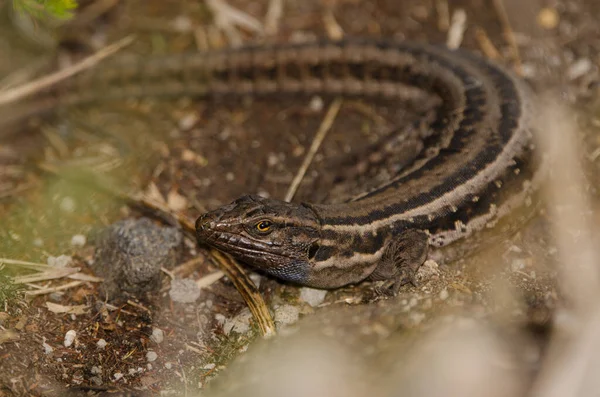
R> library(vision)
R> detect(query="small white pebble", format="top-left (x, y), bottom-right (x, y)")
top-left (169, 278), bottom-right (201, 303)
top-left (150, 328), bottom-right (164, 344)
top-left (439, 289), bottom-right (449, 301)
top-left (511, 259), bottom-right (525, 272)
top-left (64, 330), bottom-right (77, 347)
top-left (273, 305), bottom-right (300, 326)
top-left (113, 373), bottom-right (123, 381)
top-left (128, 368), bottom-right (137, 375)
top-left (59, 196), bottom-right (77, 213)
top-left (248, 273), bottom-right (262, 288)
top-left (47, 255), bottom-right (72, 268)
top-left (70, 234), bottom-right (86, 247)
top-left (309, 96), bottom-right (324, 112)
top-left (165, 362), bottom-right (173, 369)
top-left (43, 341), bottom-right (54, 355)
top-left (299, 287), bottom-right (328, 307)
top-left (202, 363), bottom-right (216, 370)
top-left (567, 58), bottom-right (593, 81)
top-left (178, 112), bottom-right (199, 130)
top-left (410, 312), bottom-right (426, 326)
top-left (214, 313), bottom-right (226, 325)
top-left (223, 309), bottom-right (253, 335)
top-left (96, 339), bottom-right (107, 349)
top-left (172, 15), bottom-right (193, 32)
top-left (91, 366), bottom-right (102, 375)
top-left (267, 152), bottom-right (279, 167)
top-left (146, 351), bottom-right (158, 363)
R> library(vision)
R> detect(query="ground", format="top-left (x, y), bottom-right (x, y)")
top-left (0, 0), bottom-right (599, 396)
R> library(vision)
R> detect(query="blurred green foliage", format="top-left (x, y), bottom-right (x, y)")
top-left (0, 267), bottom-right (22, 307)
top-left (13, 0), bottom-right (78, 21)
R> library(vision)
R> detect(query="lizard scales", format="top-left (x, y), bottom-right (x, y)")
top-left (28, 39), bottom-right (541, 289)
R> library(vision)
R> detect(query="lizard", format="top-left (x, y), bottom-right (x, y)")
top-left (2, 39), bottom-right (541, 291)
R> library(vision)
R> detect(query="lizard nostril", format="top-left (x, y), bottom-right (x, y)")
top-left (195, 214), bottom-right (213, 232)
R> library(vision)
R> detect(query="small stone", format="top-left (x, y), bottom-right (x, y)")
top-left (92, 218), bottom-right (182, 300)
top-left (47, 255), bottom-right (72, 268)
top-left (42, 341), bottom-right (53, 355)
top-left (537, 7), bottom-right (559, 29)
top-left (172, 15), bottom-right (193, 32)
top-left (150, 328), bottom-right (164, 344)
top-left (70, 234), bottom-right (86, 247)
top-left (97, 339), bottom-right (107, 349)
top-left (511, 259), bottom-right (525, 272)
top-left (60, 197), bottom-right (76, 213)
top-left (309, 96), bottom-right (324, 112)
top-left (202, 363), bottom-right (216, 370)
top-left (90, 376), bottom-right (103, 386)
top-left (248, 273), bottom-right (262, 288)
top-left (178, 112), bottom-right (199, 130)
top-left (439, 288), bottom-right (449, 301)
top-left (63, 330), bottom-right (76, 347)
top-left (169, 278), bottom-right (201, 303)
top-left (214, 313), bottom-right (226, 325)
top-left (165, 362), bottom-right (173, 370)
top-left (566, 58), bottom-right (593, 81)
top-left (409, 312), bottom-right (426, 326)
top-left (113, 373), bottom-right (123, 381)
top-left (417, 259), bottom-right (440, 281)
top-left (299, 287), bottom-right (328, 307)
top-left (146, 351), bottom-right (158, 362)
top-left (91, 366), bottom-right (102, 375)
top-left (223, 308), bottom-right (253, 335)
top-left (273, 304), bottom-right (300, 326)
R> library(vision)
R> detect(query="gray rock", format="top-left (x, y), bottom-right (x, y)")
top-left (93, 218), bottom-right (182, 300)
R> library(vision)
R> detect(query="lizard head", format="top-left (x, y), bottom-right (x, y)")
top-left (195, 194), bottom-right (321, 284)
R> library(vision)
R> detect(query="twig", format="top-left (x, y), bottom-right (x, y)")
top-left (14, 267), bottom-right (80, 284)
top-left (0, 35), bottom-right (135, 107)
top-left (25, 281), bottom-right (84, 296)
top-left (323, 8), bottom-right (344, 40)
top-left (196, 271), bottom-right (225, 289)
top-left (491, 0), bottom-right (523, 73)
top-left (209, 249), bottom-right (276, 337)
top-left (435, 0), bottom-right (450, 32)
top-left (474, 26), bottom-right (502, 60)
top-left (264, 0), bottom-right (283, 36)
top-left (284, 98), bottom-right (343, 202)
top-left (127, 300), bottom-right (151, 314)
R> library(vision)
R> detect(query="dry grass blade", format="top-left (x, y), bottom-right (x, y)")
top-left (26, 281), bottom-right (86, 297)
top-left (14, 267), bottom-right (80, 284)
top-left (491, 0), bottom-right (523, 73)
top-left (210, 249), bottom-right (276, 337)
top-left (0, 258), bottom-right (51, 271)
top-left (284, 98), bottom-right (343, 202)
top-left (264, 0), bottom-right (284, 35)
top-left (0, 35), bottom-right (134, 107)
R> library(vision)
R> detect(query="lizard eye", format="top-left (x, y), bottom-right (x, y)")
top-left (255, 220), bottom-right (273, 233)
